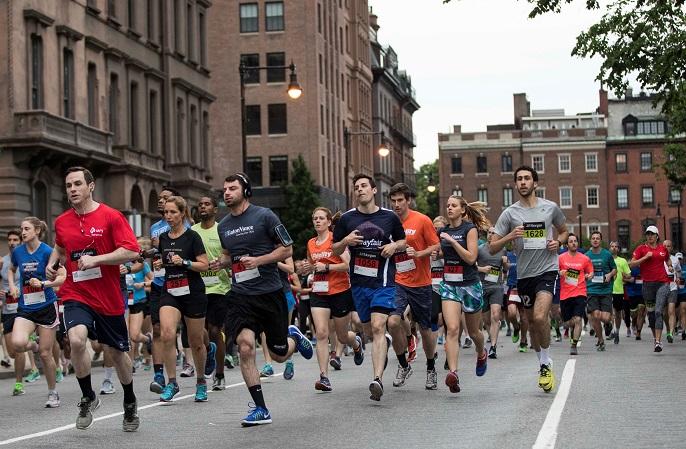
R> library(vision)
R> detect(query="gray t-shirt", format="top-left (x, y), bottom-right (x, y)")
top-left (217, 204), bottom-right (284, 296)
top-left (494, 197), bottom-right (566, 279)
top-left (1, 254), bottom-right (10, 292)
top-left (477, 244), bottom-right (506, 285)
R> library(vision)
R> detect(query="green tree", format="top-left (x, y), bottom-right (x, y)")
top-left (414, 160), bottom-right (439, 219)
top-left (281, 155), bottom-right (321, 260)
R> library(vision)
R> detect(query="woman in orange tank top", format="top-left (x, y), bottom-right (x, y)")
top-left (306, 207), bottom-right (365, 392)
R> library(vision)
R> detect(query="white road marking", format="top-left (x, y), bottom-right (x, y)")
top-left (0, 374), bottom-right (283, 446)
top-left (532, 359), bottom-right (576, 449)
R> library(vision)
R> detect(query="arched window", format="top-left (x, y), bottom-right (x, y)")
top-left (33, 181), bottom-right (48, 220)
top-left (131, 184), bottom-right (144, 213)
top-left (148, 189), bottom-right (158, 214)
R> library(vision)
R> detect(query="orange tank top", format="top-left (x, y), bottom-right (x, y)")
top-left (307, 233), bottom-right (350, 295)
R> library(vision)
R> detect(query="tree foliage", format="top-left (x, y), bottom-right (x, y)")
top-left (414, 160), bottom-right (439, 219)
top-left (281, 155), bottom-right (321, 260)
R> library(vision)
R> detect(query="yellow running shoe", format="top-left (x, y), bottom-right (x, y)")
top-left (538, 364), bottom-right (555, 393)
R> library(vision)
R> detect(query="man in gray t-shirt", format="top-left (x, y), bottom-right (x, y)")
top-left (477, 227), bottom-right (509, 359)
top-left (489, 166), bottom-right (568, 394)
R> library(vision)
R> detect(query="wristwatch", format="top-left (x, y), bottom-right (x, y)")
top-left (41, 281), bottom-right (46, 289)
top-left (183, 259), bottom-right (192, 268)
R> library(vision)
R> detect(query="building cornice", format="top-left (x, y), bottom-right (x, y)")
top-left (55, 24), bottom-right (84, 41)
top-left (171, 78), bottom-right (216, 102)
top-left (23, 9), bottom-right (54, 27)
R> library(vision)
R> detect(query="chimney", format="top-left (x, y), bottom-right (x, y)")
top-left (598, 89), bottom-right (608, 116)
top-left (513, 93), bottom-right (530, 130)
top-left (453, 125), bottom-right (462, 134)
top-left (624, 87), bottom-right (633, 99)
top-left (369, 10), bottom-right (379, 32)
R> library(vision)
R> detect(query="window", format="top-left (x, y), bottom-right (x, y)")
top-left (670, 187), bottom-right (682, 205)
top-left (477, 188), bottom-right (488, 204)
top-left (30, 35), bottom-right (43, 109)
top-left (558, 154), bottom-right (571, 173)
top-left (269, 155), bottom-right (288, 185)
top-left (450, 156), bottom-right (461, 173)
top-left (535, 188), bottom-right (546, 199)
top-left (266, 52), bottom-right (285, 82)
top-left (586, 186), bottom-right (599, 207)
top-left (174, 0), bottom-right (182, 51)
top-left (531, 154), bottom-right (544, 173)
top-left (617, 221), bottom-right (630, 251)
top-left (503, 187), bottom-right (513, 207)
top-left (476, 155), bottom-right (487, 173)
top-left (501, 154), bottom-right (512, 172)
top-left (637, 120), bottom-right (665, 135)
top-left (245, 105), bottom-right (261, 135)
top-left (559, 187), bottom-right (572, 208)
top-left (317, 3), bottom-right (321, 33)
top-left (615, 153), bottom-right (627, 172)
top-left (240, 54), bottom-right (260, 84)
top-left (641, 186), bottom-right (654, 207)
top-left (186, 1), bottom-right (194, 60)
top-left (616, 187), bottom-right (629, 209)
top-left (128, 0), bottom-right (136, 29)
top-left (268, 103), bottom-right (287, 134)
top-left (87, 63), bottom-right (98, 127)
top-left (265, 2), bottom-right (284, 31)
top-left (588, 224), bottom-right (600, 235)
top-left (198, 11), bottom-right (207, 65)
top-left (175, 98), bottom-right (184, 160)
top-left (624, 121), bottom-right (636, 136)
top-left (640, 152), bottom-right (652, 171)
top-left (62, 48), bottom-right (74, 119)
top-left (246, 157), bottom-right (262, 186)
top-left (585, 153), bottom-right (598, 172)
top-left (671, 221), bottom-right (683, 249)
top-left (32, 181), bottom-right (48, 222)
top-left (147, 0), bottom-right (154, 40)
top-left (189, 105), bottom-right (197, 163)
top-left (149, 90), bottom-right (158, 154)
top-left (109, 73), bottom-right (119, 142)
top-left (129, 81), bottom-right (139, 147)
top-left (239, 3), bottom-right (258, 33)
top-left (108, 0), bottom-right (116, 17)
top-left (452, 188), bottom-right (463, 197)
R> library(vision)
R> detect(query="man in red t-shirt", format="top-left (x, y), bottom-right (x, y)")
top-left (629, 225), bottom-right (673, 352)
top-left (558, 234), bottom-right (593, 355)
top-left (47, 167), bottom-right (140, 431)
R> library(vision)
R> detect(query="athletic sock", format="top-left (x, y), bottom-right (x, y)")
top-left (168, 377), bottom-right (177, 386)
top-left (121, 381), bottom-right (136, 403)
top-left (196, 377), bottom-right (206, 385)
top-left (426, 356), bottom-right (435, 371)
top-left (535, 351), bottom-right (542, 363)
top-left (540, 347), bottom-right (550, 365)
top-left (104, 367), bottom-right (113, 381)
top-left (248, 384), bottom-right (267, 409)
top-left (77, 374), bottom-right (96, 400)
top-left (154, 364), bottom-right (164, 376)
top-left (397, 352), bottom-right (408, 368)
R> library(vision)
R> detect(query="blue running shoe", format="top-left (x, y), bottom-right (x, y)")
top-left (475, 350), bottom-right (488, 377)
top-left (260, 363), bottom-right (274, 377)
top-left (241, 403), bottom-right (272, 427)
top-left (195, 383), bottom-right (208, 402)
top-left (353, 335), bottom-right (364, 366)
top-left (205, 342), bottom-right (217, 376)
top-left (288, 325), bottom-right (313, 359)
top-left (283, 360), bottom-right (294, 380)
top-left (159, 382), bottom-right (180, 402)
top-left (150, 374), bottom-right (166, 394)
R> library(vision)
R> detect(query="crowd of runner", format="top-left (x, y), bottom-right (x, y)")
top-left (1, 165), bottom-right (685, 431)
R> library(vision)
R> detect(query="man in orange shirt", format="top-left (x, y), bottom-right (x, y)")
top-left (387, 184), bottom-right (441, 390)
top-left (558, 234), bottom-right (593, 355)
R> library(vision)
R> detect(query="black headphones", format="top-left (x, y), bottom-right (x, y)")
top-left (234, 173), bottom-right (252, 198)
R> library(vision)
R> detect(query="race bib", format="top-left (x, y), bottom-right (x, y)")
top-left (232, 256), bottom-right (260, 283)
top-left (353, 251), bottom-right (379, 277)
top-left (165, 273), bottom-right (190, 296)
top-left (484, 266), bottom-right (501, 283)
top-left (22, 282), bottom-right (46, 305)
top-left (201, 270), bottom-right (220, 286)
top-left (565, 269), bottom-right (580, 286)
top-left (635, 277), bottom-right (643, 285)
top-left (592, 271), bottom-right (604, 283)
top-left (395, 252), bottom-right (416, 273)
top-left (73, 267), bottom-right (103, 282)
top-left (4, 294), bottom-right (19, 313)
top-left (670, 281), bottom-right (678, 292)
top-left (431, 260), bottom-right (444, 286)
top-left (523, 222), bottom-right (547, 250)
top-left (127, 290), bottom-right (134, 306)
top-left (444, 261), bottom-right (464, 282)
top-left (312, 273), bottom-right (329, 293)
top-left (125, 274), bottom-right (135, 287)
top-left (58, 304), bottom-right (64, 314)
top-left (508, 288), bottom-right (521, 303)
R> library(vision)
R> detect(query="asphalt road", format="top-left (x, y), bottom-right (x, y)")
top-left (1, 329), bottom-right (685, 449)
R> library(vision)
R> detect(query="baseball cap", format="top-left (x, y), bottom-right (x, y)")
top-left (645, 225), bottom-right (659, 236)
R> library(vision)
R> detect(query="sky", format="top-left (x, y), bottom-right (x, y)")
top-left (368, 0), bottom-right (607, 168)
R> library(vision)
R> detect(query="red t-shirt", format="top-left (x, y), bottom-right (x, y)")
top-left (632, 244), bottom-right (670, 283)
top-left (558, 251), bottom-right (593, 300)
top-left (55, 204), bottom-right (140, 316)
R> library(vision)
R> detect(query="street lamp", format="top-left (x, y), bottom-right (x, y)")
top-left (577, 203), bottom-right (583, 247)
top-left (343, 128), bottom-right (389, 207)
top-left (427, 174), bottom-right (436, 193)
top-left (240, 61), bottom-right (302, 172)
top-left (656, 203), bottom-right (666, 237)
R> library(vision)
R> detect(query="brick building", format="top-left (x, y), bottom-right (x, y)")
top-left (0, 0), bottom-right (214, 238)
top-left (606, 90), bottom-right (683, 252)
top-left (208, 0), bottom-right (373, 211)
top-left (369, 12), bottom-right (419, 208)
top-left (438, 92), bottom-right (608, 241)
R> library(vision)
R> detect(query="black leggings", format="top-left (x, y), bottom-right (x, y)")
top-left (298, 299), bottom-right (314, 335)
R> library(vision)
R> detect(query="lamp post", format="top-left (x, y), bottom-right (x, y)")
top-left (656, 203), bottom-right (666, 237)
top-left (577, 203), bottom-right (583, 247)
top-left (343, 128), bottom-right (389, 208)
top-left (240, 61), bottom-right (302, 173)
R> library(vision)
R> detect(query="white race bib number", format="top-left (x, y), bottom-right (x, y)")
top-left (508, 288), bottom-right (521, 303)
top-left (166, 277), bottom-right (190, 296)
top-left (232, 257), bottom-right (260, 283)
top-left (312, 273), bottom-right (329, 293)
top-left (565, 269), bottom-right (580, 286)
top-left (395, 253), bottom-right (416, 273)
top-left (670, 281), bottom-right (678, 291)
top-left (444, 261), bottom-right (464, 282)
top-left (591, 271), bottom-right (604, 283)
top-left (484, 267), bottom-right (501, 283)
top-left (353, 252), bottom-right (379, 277)
top-left (431, 259), bottom-right (444, 286)
top-left (523, 222), bottom-right (547, 250)
top-left (202, 275), bottom-right (220, 286)
top-left (153, 267), bottom-right (166, 278)
top-left (73, 267), bottom-right (103, 282)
